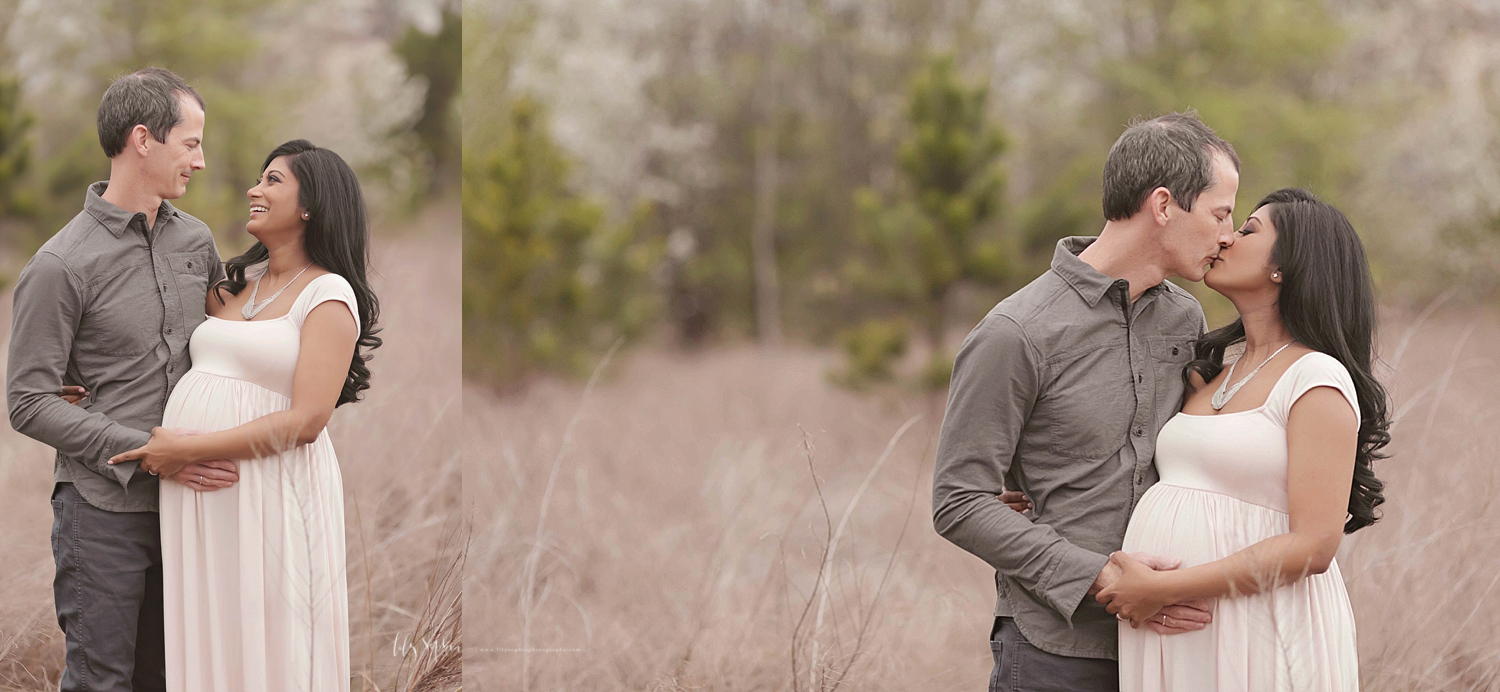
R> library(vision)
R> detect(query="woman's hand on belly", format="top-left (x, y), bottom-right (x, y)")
top-left (108, 427), bottom-right (212, 478)
top-left (166, 459), bottom-right (240, 491)
top-left (1098, 551), bottom-right (1216, 631)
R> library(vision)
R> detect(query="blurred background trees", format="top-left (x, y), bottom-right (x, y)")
top-left (462, 94), bottom-right (661, 384)
top-left (462, 0), bottom-right (1500, 390)
top-left (842, 55), bottom-right (1010, 388)
top-left (0, 0), bottom-right (459, 270)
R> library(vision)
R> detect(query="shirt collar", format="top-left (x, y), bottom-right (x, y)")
top-left (85, 181), bottom-right (179, 238)
top-left (1050, 236), bottom-right (1166, 308)
top-left (1051, 236), bottom-right (1116, 307)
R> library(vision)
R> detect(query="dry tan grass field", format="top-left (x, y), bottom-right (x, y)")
top-left (0, 206), bottom-right (462, 691)
top-left (465, 304), bottom-right (1500, 691)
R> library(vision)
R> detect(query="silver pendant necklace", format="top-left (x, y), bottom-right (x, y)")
top-left (242, 262), bottom-right (313, 320)
top-left (1210, 340), bottom-right (1294, 410)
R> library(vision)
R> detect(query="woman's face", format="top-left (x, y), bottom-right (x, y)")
top-left (1205, 204), bottom-right (1280, 296)
top-left (245, 155), bottom-right (306, 241)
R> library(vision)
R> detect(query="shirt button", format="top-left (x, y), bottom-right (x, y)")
top-left (1136, 373), bottom-right (1143, 383)
top-left (1134, 427), bottom-right (1144, 437)
top-left (167, 327), bottom-right (173, 334)
top-left (1172, 346), bottom-right (1180, 356)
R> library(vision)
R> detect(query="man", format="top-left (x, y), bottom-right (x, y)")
top-left (932, 112), bottom-right (1240, 691)
top-left (7, 68), bottom-right (237, 691)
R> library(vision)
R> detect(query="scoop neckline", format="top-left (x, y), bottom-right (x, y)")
top-left (206, 272), bottom-right (336, 324)
top-left (1175, 350), bottom-right (1320, 418)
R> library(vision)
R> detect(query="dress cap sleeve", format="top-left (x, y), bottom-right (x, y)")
top-left (291, 273), bottom-right (360, 332)
top-left (1272, 351), bottom-right (1360, 428)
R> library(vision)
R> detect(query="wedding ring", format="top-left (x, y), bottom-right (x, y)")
top-left (148, 469), bottom-right (158, 476)
top-left (1116, 613), bottom-right (1127, 621)
top-left (198, 475), bottom-right (204, 483)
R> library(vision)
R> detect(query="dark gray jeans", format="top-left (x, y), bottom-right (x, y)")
top-left (51, 482), bottom-right (165, 692)
top-left (989, 617), bottom-right (1118, 692)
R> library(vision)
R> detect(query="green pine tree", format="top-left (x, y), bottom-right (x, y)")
top-left (395, 5), bottom-right (462, 193)
top-left (0, 73), bottom-right (35, 220)
top-left (843, 55), bottom-right (1009, 389)
top-left (463, 95), bottom-right (660, 387)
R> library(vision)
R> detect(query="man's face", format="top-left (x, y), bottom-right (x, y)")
top-left (1166, 151), bottom-right (1238, 281)
top-left (142, 92), bottom-right (205, 200)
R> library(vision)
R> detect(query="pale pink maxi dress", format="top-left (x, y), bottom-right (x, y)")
top-left (1119, 351), bottom-right (1361, 692)
top-left (159, 273), bottom-right (356, 692)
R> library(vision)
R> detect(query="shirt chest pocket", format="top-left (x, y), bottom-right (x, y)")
top-left (168, 252), bottom-right (213, 335)
top-left (1149, 334), bottom-right (1196, 406)
top-left (78, 261), bottom-right (162, 357)
top-left (1029, 345), bottom-right (1134, 461)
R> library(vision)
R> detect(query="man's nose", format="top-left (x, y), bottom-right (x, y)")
top-left (1219, 225), bottom-right (1236, 247)
top-left (193, 148), bottom-right (206, 170)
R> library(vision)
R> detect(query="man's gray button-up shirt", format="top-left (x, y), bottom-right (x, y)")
top-left (932, 236), bottom-right (1206, 660)
top-left (7, 181), bottom-right (223, 512)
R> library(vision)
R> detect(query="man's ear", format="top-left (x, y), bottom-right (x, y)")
top-left (1149, 186), bottom-right (1173, 227)
top-left (130, 124), bottom-right (153, 158)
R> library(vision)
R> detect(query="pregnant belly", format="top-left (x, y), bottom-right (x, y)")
top-left (163, 370), bottom-right (291, 434)
top-left (1123, 484), bottom-right (1291, 568)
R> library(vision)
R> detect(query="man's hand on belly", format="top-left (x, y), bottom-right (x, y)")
top-left (167, 460), bottom-right (239, 491)
top-left (1150, 601), bottom-right (1214, 634)
top-left (1092, 552), bottom-right (1214, 634)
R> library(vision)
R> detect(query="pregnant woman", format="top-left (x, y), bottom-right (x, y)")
top-left (1097, 188), bottom-right (1391, 691)
top-left (109, 139), bottom-right (381, 691)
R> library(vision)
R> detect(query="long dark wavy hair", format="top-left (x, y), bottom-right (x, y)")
top-left (1185, 188), bottom-right (1390, 533)
top-left (215, 139), bottom-right (381, 406)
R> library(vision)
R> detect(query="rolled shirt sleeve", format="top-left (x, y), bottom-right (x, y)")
top-left (7, 251), bottom-right (151, 489)
top-left (931, 313), bottom-right (1110, 625)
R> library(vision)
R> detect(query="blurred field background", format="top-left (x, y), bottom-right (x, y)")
top-left (0, 215), bottom-right (462, 690)
top-left (0, 0), bottom-right (462, 689)
top-left (466, 306), bottom-right (1498, 691)
top-left (464, 0), bottom-right (1500, 689)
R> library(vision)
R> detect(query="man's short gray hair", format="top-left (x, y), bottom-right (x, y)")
top-left (1102, 111), bottom-right (1239, 221)
top-left (97, 67), bottom-right (205, 158)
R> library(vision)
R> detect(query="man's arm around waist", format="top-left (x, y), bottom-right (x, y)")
top-left (931, 313), bottom-right (1109, 626)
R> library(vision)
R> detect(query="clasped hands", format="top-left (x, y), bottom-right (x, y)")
top-left (108, 426), bottom-right (239, 492)
top-left (60, 386), bottom-right (238, 493)
top-left (996, 490), bottom-right (1212, 634)
top-left (1093, 551), bottom-right (1211, 632)
top-left (60, 385), bottom-right (236, 492)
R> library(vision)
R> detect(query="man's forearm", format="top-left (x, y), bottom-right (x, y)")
top-left (6, 251), bottom-right (150, 485)
top-left (933, 486), bottom-right (1110, 622)
top-left (8, 390), bottom-right (150, 485)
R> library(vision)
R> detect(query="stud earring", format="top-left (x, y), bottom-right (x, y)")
top-left (302, 213), bottom-right (310, 220)
top-left (1272, 271), bottom-right (1281, 280)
